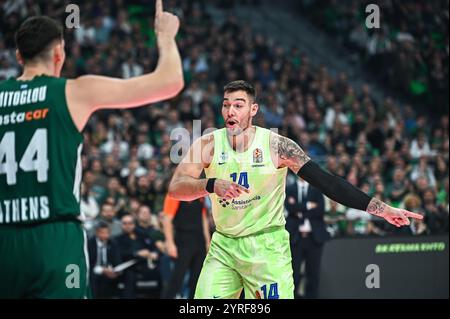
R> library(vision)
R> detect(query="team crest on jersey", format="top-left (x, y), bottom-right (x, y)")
top-left (253, 148), bottom-right (263, 163)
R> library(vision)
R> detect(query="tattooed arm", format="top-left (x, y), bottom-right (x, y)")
top-left (269, 132), bottom-right (423, 227)
top-left (269, 132), bottom-right (311, 173)
top-left (366, 197), bottom-right (423, 227)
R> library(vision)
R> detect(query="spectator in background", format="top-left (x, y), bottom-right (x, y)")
top-left (91, 202), bottom-right (123, 238)
top-left (262, 95), bottom-right (284, 129)
top-left (88, 222), bottom-right (121, 299)
top-left (136, 133), bottom-right (155, 161)
top-left (121, 156), bottom-right (148, 181)
top-left (100, 177), bottom-right (127, 210)
top-left (402, 194), bottom-right (428, 236)
top-left (128, 175), bottom-right (156, 210)
top-left (116, 214), bottom-right (160, 299)
top-left (346, 206), bottom-right (384, 236)
top-left (103, 155), bottom-right (121, 178)
top-left (434, 155), bottom-right (449, 182)
top-left (285, 176), bottom-right (330, 299)
top-left (304, 1), bottom-right (449, 116)
top-left (80, 182), bottom-right (100, 233)
top-left (136, 205), bottom-right (166, 254)
top-left (134, 205), bottom-right (172, 295)
top-left (414, 176), bottom-right (431, 203)
top-left (324, 199), bottom-right (347, 237)
top-left (0, 56), bottom-right (19, 79)
top-left (90, 158), bottom-right (109, 189)
top-left (123, 197), bottom-right (143, 218)
top-left (410, 133), bottom-right (433, 159)
top-left (121, 55), bottom-right (143, 79)
top-left (410, 156), bottom-right (437, 188)
top-left (387, 168), bottom-right (411, 207)
top-left (423, 189), bottom-right (449, 235)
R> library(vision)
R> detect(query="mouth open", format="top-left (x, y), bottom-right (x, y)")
top-left (226, 119), bottom-right (239, 129)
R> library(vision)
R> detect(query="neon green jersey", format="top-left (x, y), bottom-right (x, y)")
top-left (205, 126), bottom-right (288, 237)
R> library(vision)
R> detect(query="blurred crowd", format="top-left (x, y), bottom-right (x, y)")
top-left (1, 0), bottom-right (448, 298)
top-left (300, 0), bottom-right (449, 116)
top-left (1, 0), bottom-right (448, 237)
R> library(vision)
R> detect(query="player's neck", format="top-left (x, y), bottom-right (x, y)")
top-left (18, 63), bottom-right (55, 81)
top-left (228, 126), bottom-right (256, 153)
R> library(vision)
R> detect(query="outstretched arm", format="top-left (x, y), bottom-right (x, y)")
top-left (67, 0), bottom-right (184, 131)
top-left (270, 132), bottom-right (423, 227)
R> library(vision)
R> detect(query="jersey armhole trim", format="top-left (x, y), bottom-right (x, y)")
top-left (61, 79), bottom-right (84, 139)
top-left (267, 129), bottom-right (288, 172)
top-left (205, 130), bottom-right (218, 170)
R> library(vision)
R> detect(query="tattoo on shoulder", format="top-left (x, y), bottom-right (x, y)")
top-left (271, 134), bottom-right (310, 171)
top-left (366, 198), bottom-right (386, 216)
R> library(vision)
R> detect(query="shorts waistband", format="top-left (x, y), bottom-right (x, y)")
top-left (215, 225), bottom-right (285, 239)
top-left (0, 216), bottom-right (81, 229)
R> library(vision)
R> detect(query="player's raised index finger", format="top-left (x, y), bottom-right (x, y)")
top-left (156, 0), bottom-right (163, 16)
top-left (405, 211), bottom-right (423, 220)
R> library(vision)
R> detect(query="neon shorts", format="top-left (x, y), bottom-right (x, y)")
top-left (194, 227), bottom-right (294, 299)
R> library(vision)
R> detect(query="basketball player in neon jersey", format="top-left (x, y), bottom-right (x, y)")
top-left (0, 0), bottom-right (183, 298)
top-left (168, 80), bottom-right (423, 299)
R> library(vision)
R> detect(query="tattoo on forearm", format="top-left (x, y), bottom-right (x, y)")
top-left (366, 198), bottom-right (386, 216)
top-left (271, 134), bottom-right (310, 171)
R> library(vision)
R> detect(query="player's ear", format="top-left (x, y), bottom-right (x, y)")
top-left (16, 49), bottom-right (25, 66)
top-left (250, 103), bottom-right (258, 117)
top-left (53, 41), bottom-right (65, 64)
top-left (53, 40), bottom-right (65, 77)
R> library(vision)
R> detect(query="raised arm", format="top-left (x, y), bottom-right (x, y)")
top-left (67, 0), bottom-right (184, 131)
top-left (270, 132), bottom-right (423, 227)
top-left (168, 134), bottom-right (249, 201)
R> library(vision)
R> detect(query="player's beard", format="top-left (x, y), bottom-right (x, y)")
top-left (226, 114), bottom-right (252, 137)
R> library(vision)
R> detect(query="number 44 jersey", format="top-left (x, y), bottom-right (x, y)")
top-left (205, 127), bottom-right (288, 238)
top-left (0, 75), bottom-right (83, 226)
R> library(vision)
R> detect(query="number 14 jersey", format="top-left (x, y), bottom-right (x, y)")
top-left (205, 127), bottom-right (288, 238)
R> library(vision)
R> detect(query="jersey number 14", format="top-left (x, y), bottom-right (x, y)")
top-left (230, 172), bottom-right (250, 189)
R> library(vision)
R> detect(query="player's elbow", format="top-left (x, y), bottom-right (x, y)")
top-left (167, 181), bottom-right (180, 200)
top-left (167, 180), bottom-right (193, 201)
top-left (158, 70), bottom-right (184, 99)
top-left (169, 77), bottom-right (184, 97)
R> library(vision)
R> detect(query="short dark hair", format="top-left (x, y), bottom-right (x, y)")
top-left (223, 80), bottom-right (256, 102)
top-left (121, 214), bottom-right (135, 222)
top-left (15, 16), bottom-right (63, 63)
top-left (101, 202), bottom-right (114, 210)
top-left (95, 221), bottom-right (110, 231)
